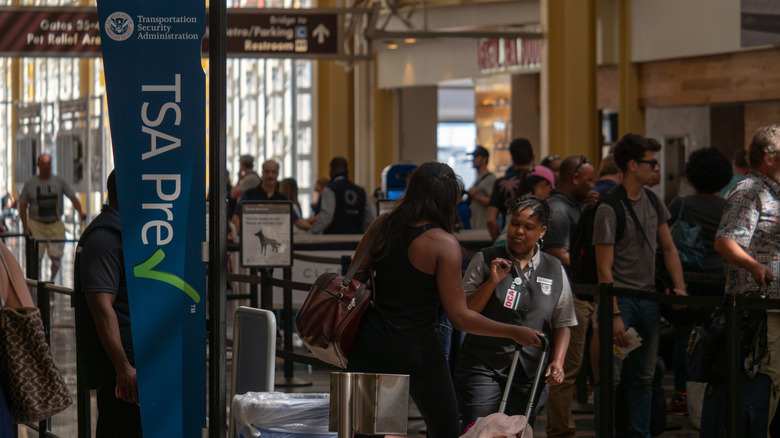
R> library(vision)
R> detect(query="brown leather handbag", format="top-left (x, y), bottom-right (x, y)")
top-left (295, 235), bottom-right (375, 369)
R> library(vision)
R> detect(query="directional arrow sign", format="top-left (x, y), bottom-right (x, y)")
top-left (313, 23), bottom-right (330, 44)
top-left (134, 248), bottom-right (201, 303)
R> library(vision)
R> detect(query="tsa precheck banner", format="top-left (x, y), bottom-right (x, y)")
top-left (97, 1), bottom-right (206, 436)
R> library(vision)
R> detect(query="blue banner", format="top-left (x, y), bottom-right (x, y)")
top-left (97, 1), bottom-right (206, 436)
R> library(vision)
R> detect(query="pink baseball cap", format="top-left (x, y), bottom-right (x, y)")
top-left (528, 165), bottom-right (556, 188)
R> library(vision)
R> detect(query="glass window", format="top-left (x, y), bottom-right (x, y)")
top-left (437, 122), bottom-right (477, 189)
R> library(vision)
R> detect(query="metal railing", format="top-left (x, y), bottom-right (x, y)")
top-left (28, 232), bottom-right (777, 437)
top-left (15, 237), bottom-right (350, 437)
top-left (586, 274), bottom-right (780, 438)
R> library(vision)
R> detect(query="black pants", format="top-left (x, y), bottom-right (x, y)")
top-left (455, 353), bottom-right (546, 429)
top-left (96, 384), bottom-right (142, 438)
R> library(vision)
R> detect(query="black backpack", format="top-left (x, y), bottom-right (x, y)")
top-left (569, 185), bottom-right (659, 300)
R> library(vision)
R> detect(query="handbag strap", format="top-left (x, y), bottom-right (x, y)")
top-left (0, 243), bottom-right (27, 309)
top-left (0, 243), bottom-right (12, 308)
top-left (343, 232), bottom-right (378, 286)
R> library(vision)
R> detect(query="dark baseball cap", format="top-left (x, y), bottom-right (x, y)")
top-left (468, 146), bottom-right (489, 158)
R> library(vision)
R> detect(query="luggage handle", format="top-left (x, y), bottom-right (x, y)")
top-left (498, 334), bottom-right (550, 428)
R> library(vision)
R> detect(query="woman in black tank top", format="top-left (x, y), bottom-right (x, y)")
top-left (348, 162), bottom-right (543, 438)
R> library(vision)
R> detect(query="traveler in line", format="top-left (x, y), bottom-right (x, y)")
top-left (541, 154), bottom-right (562, 183)
top-left (73, 170), bottom-right (141, 437)
top-left (455, 196), bottom-right (577, 428)
top-left (592, 134), bottom-right (686, 438)
top-left (543, 155), bottom-right (597, 438)
top-left (593, 154), bottom-right (622, 196)
top-left (487, 138), bottom-right (554, 242)
top-left (231, 159), bottom-right (286, 234)
top-left (278, 177), bottom-right (312, 233)
top-left (347, 162), bottom-right (543, 438)
top-left (664, 147), bottom-right (732, 415)
top-left (715, 125), bottom-right (780, 434)
top-left (467, 146), bottom-right (496, 230)
top-left (720, 148), bottom-right (749, 197)
top-left (230, 154), bottom-right (261, 201)
top-left (18, 153), bottom-right (85, 281)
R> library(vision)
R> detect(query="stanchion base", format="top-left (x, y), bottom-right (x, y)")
top-left (275, 377), bottom-right (313, 387)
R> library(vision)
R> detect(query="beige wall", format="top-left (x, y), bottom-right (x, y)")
top-left (316, 60), bottom-right (354, 180)
top-left (398, 86), bottom-right (438, 164)
top-left (511, 74), bottom-right (540, 157)
top-left (630, 0), bottom-right (742, 63)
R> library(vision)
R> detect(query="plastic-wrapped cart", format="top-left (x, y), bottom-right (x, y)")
top-left (232, 392), bottom-right (336, 438)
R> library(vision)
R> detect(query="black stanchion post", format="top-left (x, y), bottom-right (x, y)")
top-left (276, 268), bottom-right (312, 388)
top-left (260, 268), bottom-right (273, 311)
top-left (340, 255), bottom-right (351, 276)
top-left (283, 267), bottom-right (294, 379)
top-left (598, 282), bottom-right (614, 438)
top-left (25, 234), bottom-right (39, 280)
top-left (250, 268), bottom-right (259, 309)
top-left (725, 293), bottom-right (741, 437)
top-left (76, 377), bottom-right (91, 438)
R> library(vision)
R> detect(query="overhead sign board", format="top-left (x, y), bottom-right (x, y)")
top-left (0, 6), bottom-right (346, 58)
top-left (218, 10), bottom-right (340, 58)
top-left (0, 7), bottom-right (102, 56)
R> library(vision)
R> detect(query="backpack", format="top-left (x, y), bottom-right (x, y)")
top-left (569, 185), bottom-right (659, 299)
top-left (687, 293), bottom-right (768, 383)
top-left (669, 196), bottom-right (706, 271)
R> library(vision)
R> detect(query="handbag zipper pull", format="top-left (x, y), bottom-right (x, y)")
top-left (348, 298), bottom-right (356, 310)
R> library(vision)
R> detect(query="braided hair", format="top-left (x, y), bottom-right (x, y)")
top-left (508, 195), bottom-right (550, 228)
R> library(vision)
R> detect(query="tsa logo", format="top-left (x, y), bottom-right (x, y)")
top-left (105, 12), bottom-right (134, 41)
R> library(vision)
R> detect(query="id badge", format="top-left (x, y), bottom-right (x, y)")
top-left (503, 276), bottom-right (523, 310)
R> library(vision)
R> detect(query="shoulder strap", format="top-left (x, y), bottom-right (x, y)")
top-left (599, 186), bottom-right (627, 242)
top-left (621, 188), bottom-right (653, 249)
top-left (677, 196), bottom-right (686, 222)
top-left (643, 187), bottom-right (660, 213)
top-left (344, 232), bottom-right (378, 285)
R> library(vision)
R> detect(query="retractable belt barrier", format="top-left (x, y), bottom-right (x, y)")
top-left (577, 279), bottom-right (780, 438)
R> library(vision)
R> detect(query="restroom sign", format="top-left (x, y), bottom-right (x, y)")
top-left (222, 10), bottom-right (340, 57)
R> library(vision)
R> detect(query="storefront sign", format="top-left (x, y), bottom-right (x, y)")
top-left (0, 6), bottom-right (341, 58)
top-left (97, 1), bottom-right (206, 436)
top-left (478, 37), bottom-right (542, 74)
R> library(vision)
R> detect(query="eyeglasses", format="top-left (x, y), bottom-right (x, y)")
top-left (573, 155), bottom-right (590, 174)
top-left (637, 158), bottom-right (659, 168)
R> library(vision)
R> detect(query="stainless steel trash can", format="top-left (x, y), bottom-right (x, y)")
top-left (329, 372), bottom-right (409, 437)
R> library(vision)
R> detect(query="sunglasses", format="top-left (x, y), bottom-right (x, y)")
top-left (573, 155), bottom-right (590, 174)
top-left (637, 158), bottom-right (659, 168)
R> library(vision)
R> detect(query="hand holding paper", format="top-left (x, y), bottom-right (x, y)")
top-left (613, 327), bottom-right (642, 359)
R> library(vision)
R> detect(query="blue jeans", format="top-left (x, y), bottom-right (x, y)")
top-left (594, 298), bottom-right (660, 438)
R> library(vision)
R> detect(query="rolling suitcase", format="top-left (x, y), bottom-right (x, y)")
top-left (461, 335), bottom-right (551, 438)
top-left (500, 335), bottom-right (550, 438)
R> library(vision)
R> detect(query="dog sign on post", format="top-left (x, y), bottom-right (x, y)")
top-left (240, 201), bottom-right (293, 268)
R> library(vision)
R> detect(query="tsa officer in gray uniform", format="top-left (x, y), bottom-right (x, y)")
top-left (455, 196), bottom-right (577, 428)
